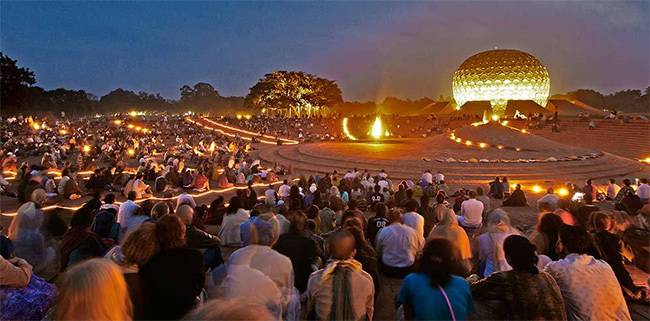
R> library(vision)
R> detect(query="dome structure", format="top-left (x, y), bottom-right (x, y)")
top-left (452, 49), bottom-right (550, 115)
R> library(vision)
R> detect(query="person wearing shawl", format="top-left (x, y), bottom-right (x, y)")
top-left (471, 235), bottom-right (567, 320)
top-left (306, 230), bottom-right (374, 321)
top-left (428, 207), bottom-right (472, 275)
top-left (8, 189), bottom-right (55, 276)
top-left (477, 209), bottom-right (520, 277)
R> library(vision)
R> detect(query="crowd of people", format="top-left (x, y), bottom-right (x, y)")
top-left (1, 114), bottom-right (650, 321)
top-left (2, 160), bottom-right (650, 320)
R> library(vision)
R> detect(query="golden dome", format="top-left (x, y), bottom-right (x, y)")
top-left (452, 49), bottom-right (550, 115)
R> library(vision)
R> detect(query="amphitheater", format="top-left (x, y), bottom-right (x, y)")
top-left (193, 117), bottom-right (650, 190)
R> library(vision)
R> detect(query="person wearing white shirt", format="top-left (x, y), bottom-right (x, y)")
top-left (217, 264), bottom-right (284, 320)
top-left (420, 170), bottom-right (433, 186)
top-left (375, 209), bottom-right (424, 278)
top-left (545, 225), bottom-right (631, 321)
top-left (458, 191), bottom-right (484, 228)
top-left (343, 170), bottom-right (356, 180)
top-left (218, 197), bottom-right (250, 247)
top-left (637, 178), bottom-right (650, 203)
top-left (117, 191), bottom-right (140, 230)
top-left (537, 188), bottom-right (560, 210)
top-left (402, 200), bottom-right (425, 238)
top-left (175, 192), bottom-right (197, 212)
top-left (606, 179), bottom-right (621, 200)
top-left (264, 185), bottom-right (277, 206)
top-left (225, 213), bottom-right (296, 316)
top-left (278, 180), bottom-right (291, 199)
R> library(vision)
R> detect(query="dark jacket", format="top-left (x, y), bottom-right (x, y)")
top-left (273, 233), bottom-right (319, 293)
top-left (140, 247), bottom-right (205, 320)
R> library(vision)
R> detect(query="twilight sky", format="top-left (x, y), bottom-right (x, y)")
top-left (2, 1), bottom-right (648, 101)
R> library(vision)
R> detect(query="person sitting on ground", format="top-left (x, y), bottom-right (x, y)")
top-left (428, 206), bottom-right (472, 275)
top-left (545, 224), bottom-right (631, 320)
top-left (218, 196), bottom-right (250, 247)
top-left (471, 235), bottom-right (567, 320)
top-left (191, 168), bottom-right (210, 192)
top-left (306, 229), bottom-right (375, 321)
top-left (477, 209), bottom-right (520, 277)
top-left (375, 208), bottom-right (424, 279)
top-left (105, 223), bottom-right (159, 320)
top-left (367, 203), bottom-right (389, 246)
top-left (273, 212), bottom-right (320, 293)
top-left (223, 213), bottom-right (295, 313)
top-left (398, 238), bottom-right (475, 321)
top-left (488, 177), bottom-right (504, 199)
top-left (637, 178), bottom-right (650, 204)
top-left (58, 168), bottom-right (82, 200)
top-left (117, 191), bottom-right (140, 235)
top-left (54, 258), bottom-right (132, 321)
top-left (529, 213), bottom-right (563, 261)
top-left (537, 187), bottom-right (560, 210)
top-left (458, 190), bottom-right (484, 230)
top-left (140, 215), bottom-right (205, 320)
top-left (176, 204), bottom-right (223, 269)
top-left (502, 184), bottom-right (528, 207)
top-left (606, 178), bottom-right (621, 200)
top-left (475, 187), bottom-right (491, 216)
top-left (403, 199), bottom-right (425, 238)
top-left (59, 208), bottom-right (109, 271)
top-left (591, 211), bottom-right (649, 301)
top-left (343, 221), bottom-right (380, 293)
top-left (124, 201), bottom-right (152, 237)
top-left (149, 201), bottom-right (171, 221)
top-left (7, 189), bottom-right (55, 275)
top-left (264, 184), bottom-right (277, 206)
top-left (205, 196), bottom-right (226, 225)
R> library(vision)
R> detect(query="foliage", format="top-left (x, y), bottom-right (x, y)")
top-left (568, 88), bottom-right (650, 113)
top-left (1, 52), bottom-right (37, 114)
top-left (178, 82), bottom-right (245, 114)
top-left (245, 71), bottom-right (342, 117)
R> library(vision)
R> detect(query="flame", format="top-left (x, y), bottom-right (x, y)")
top-left (342, 118), bottom-right (358, 141)
top-left (371, 116), bottom-right (383, 139)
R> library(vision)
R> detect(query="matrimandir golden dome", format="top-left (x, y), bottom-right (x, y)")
top-left (452, 49), bottom-right (550, 115)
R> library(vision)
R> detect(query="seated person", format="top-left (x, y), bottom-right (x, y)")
top-left (192, 169), bottom-right (210, 191)
top-left (502, 184), bottom-right (528, 207)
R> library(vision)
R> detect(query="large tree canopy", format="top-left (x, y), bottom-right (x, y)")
top-left (1, 52), bottom-right (37, 114)
top-left (245, 71), bottom-right (343, 117)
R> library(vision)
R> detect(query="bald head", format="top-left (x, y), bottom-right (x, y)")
top-left (175, 204), bottom-right (194, 225)
top-left (329, 230), bottom-right (356, 260)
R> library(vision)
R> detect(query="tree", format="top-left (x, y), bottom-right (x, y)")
top-left (245, 71), bottom-right (343, 117)
top-left (1, 52), bottom-right (37, 114)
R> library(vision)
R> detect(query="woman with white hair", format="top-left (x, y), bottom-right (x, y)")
top-left (8, 189), bottom-right (55, 275)
top-left (477, 209), bottom-right (521, 277)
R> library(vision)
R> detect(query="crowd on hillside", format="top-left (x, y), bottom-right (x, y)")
top-left (2, 158), bottom-right (650, 320)
top-left (0, 114), bottom-right (291, 204)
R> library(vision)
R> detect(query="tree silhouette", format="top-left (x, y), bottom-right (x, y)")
top-left (245, 71), bottom-right (342, 117)
top-left (1, 52), bottom-right (37, 114)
